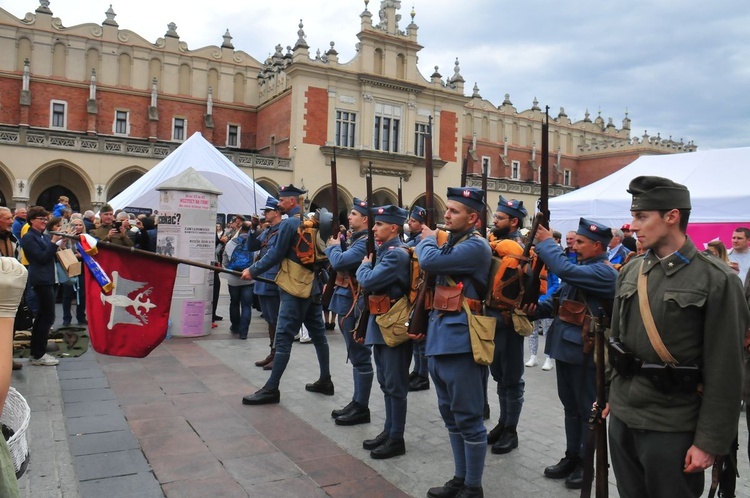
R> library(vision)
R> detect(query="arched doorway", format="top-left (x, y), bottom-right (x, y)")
top-left (107, 169), bottom-right (145, 200)
top-left (411, 194), bottom-right (447, 224)
top-left (255, 179), bottom-right (278, 199)
top-left (309, 185), bottom-right (351, 228)
top-left (372, 188), bottom-right (397, 208)
top-left (0, 164), bottom-right (12, 208)
top-left (30, 162), bottom-right (92, 212)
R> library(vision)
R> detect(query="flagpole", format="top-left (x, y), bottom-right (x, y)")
top-left (52, 232), bottom-right (276, 285)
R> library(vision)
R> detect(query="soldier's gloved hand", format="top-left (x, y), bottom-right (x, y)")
top-left (0, 257), bottom-right (28, 318)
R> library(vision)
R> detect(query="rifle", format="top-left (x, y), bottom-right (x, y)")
top-left (353, 161), bottom-right (376, 344)
top-left (581, 307), bottom-right (609, 498)
top-left (480, 155), bottom-right (489, 237)
top-left (406, 116), bottom-right (435, 339)
top-left (460, 149), bottom-right (469, 187)
top-left (519, 106), bottom-right (550, 307)
top-left (321, 148), bottom-right (340, 308)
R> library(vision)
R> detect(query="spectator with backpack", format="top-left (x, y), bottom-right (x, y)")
top-left (223, 222), bottom-right (255, 340)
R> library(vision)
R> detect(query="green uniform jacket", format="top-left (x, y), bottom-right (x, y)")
top-left (609, 237), bottom-right (747, 456)
top-left (89, 224), bottom-right (134, 247)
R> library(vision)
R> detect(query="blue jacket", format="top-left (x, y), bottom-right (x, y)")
top-left (325, 230), bottom-right (367, 316)
top-left (248, 224), bottom-right (281, 296)
top-left (22, 227), bottom-right (58, 287)
top-left (535, 238), bottom-right (618, 365)
top-left (416, 231), bottom-right (492, 356)
top-left (11, 218), bottom-right (25, 246)
top-left (356, 236), bottom-right (410, 346)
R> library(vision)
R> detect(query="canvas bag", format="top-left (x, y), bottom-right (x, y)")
top-left (375, 295), bottom-right (412, 347)
top-left (275, 259), bottom-right (314, 299)
top-left (446, 277), bottom-right (497, 365)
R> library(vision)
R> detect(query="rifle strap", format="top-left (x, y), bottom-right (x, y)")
top-left (637, 260), bottom-right (678, 365)
top-left (707, 456), bottom-right (723, 498)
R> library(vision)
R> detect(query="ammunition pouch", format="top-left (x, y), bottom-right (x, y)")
top-left (368, 294), bottom-right (393, 315)
top-left (558, 299), bottom-right (588, 326)
top-left (608, 339), bottom-right (702, 394)
top-left (432, 285), bottom-right (464, 313)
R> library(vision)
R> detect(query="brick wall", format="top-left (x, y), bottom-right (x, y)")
top-left (257, 92), bottom-right (291, 156)
top-left (302, 87), bottom-right (328, 146)
top-left (439, 111), bottom-right (458, 162)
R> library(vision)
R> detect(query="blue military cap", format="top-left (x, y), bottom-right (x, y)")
top-left (577, 217), bottom-right (613, 246)
top-left (446, 186), bottom-right (485, 213)
top-left (496, 195), bottom-right (528, 220)
top-left (277, 184), bottom-right (307, 197)
top-left (263, 196), bottom-right (279, 211)
top-left (372, 205), bottom-right (408, 225)
top-left (352, 197), bottom-right (369, 216)
top-left (409, 206), bottom-right (427, 224)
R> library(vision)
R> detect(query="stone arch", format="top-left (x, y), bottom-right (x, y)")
top-left (374, 48), bottom-right (384, 75)
top-left (254, 178), bottom-right (278, 198)
top-left (118, 52), bottom-right (132, 87)
top-left (85, 47), bottom-right (100, 81)
top-left (16, 37), bottom-right (31, 71)
top-left (233, 72), bottom-right (245, 103)
top-left (371, 188), bottom-right (396, 207)
top-left (410, 194), bottom-right (447, 223)
top-left (148, 58), bottom-right (162, 89)
top-left (52, 42), bottom-right (66, 77)
top-left (106, 167), bottom-right (146, 201)
top-left (0, 161), bottom-right (15, 208)
top-left (396, 53), bottom-right (406, 79)
top-left (29, 160), bottom-right (94, 212)
top-left (308, 184), bottom-right (352, 227)
top-left (482, 116), bottom-right (490, 140)
top-left (464, 114), bottom-right (473, 138)
top-left (178, 63), bottom-right (191, 95)
top-left (207, 68), bottom-right (219, 99)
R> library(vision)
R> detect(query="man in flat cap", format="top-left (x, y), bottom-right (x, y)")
top-left (356, 205), bottom-right (412, 459)
top-left (605, 176), bottom-right (747, 497)
top-left (325, 197), bottom-right (374, 426)
top-left (406, 206), bottom-right (430, 392)
top-left (485, 195), bottom-right (528, 455)
top-left (417, 187), bottom-right (492, 498)
top-left (524, 217), bottom-right (618, 489)
top-left (241, 184), bottom-right (333, 405)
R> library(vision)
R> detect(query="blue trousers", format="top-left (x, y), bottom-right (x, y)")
top-left (373, 341), bottom-right (412, 439)
top-left (338, 307), bottom-right (373, 407)
top-left (489, 321), bottom-right (525, 427)
top-left (258, 294), bottom-right (280, 327)
top-left (228, 284), bottom-right (254, 338)
top-left (429, 353), bottom-right (488, 487)
top-left (411, 338), bottom-right (428, 377)
top-left (555, 359), bottom-right (596, 456)
top-left (264, 290), bottom-right (330, 390)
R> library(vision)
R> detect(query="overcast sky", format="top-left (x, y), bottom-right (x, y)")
top-left (3, 0), bottom-right (748, 150)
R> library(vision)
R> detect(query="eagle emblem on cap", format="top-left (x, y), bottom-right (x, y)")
top-left (359, 201), bottom-right (366, 207)
top-left (507, 201), bottom-right (514, 206)
top-left (590, 224), bottom-right (597, 231)
top-left (378, 208), bottom-right (384, 214)
top-left (463, 190), bottom-right (471, 197)
top-left (280, 186), bottom-right (286, 191)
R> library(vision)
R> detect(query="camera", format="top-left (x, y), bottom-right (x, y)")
top-left (114, 221), bottom-right (123, 230)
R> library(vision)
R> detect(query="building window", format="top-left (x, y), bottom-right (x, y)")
top-left (511, 160), bottom-right (520, 180)
top-left (564, 169), bottom-right (571, 186)
top-left (227, 124), bottom-right (240, 148)
top-left (414, 122), bottom-right (428, 157)
top-left (335, 111), bottom-right (356, 148)
top-left (50, 101), bottom-right (67, 129)
top-left (373, 103), bottom-right (401, 153)
top-left (172, 118), bottom-right (186, 141)
top-left (481, 156), bottom-right (491, 176)
top-left (114, 110), bottom-right (129, 135)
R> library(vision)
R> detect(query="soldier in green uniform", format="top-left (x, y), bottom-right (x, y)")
top-left (606, 176), bottom-right (748, 497)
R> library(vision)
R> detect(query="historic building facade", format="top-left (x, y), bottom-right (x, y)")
top-left (0, 0), bottom-right (695, 222)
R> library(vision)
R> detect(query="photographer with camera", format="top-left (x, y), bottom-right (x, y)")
top-left (89, 204), bottom-right (133, 247)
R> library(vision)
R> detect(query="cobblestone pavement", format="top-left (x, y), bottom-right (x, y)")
top-left (9, 284), bottom-right (750, 497)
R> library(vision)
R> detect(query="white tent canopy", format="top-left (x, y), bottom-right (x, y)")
top-left (549, 147), bottom-right (750, 237)
top-left (108, 132), bottom-right (272, 217)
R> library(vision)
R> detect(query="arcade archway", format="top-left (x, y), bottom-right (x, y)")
top-left (30, 162), bottom-right (92, 212)
top-left (309, 185), bottom-right (351, 228)
top-left (107, 169), bottom-right (146, 200)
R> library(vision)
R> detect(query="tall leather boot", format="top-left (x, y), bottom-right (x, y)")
top-left (255, 323), bottom-right (276, 367)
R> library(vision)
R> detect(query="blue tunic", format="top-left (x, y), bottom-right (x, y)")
top-left (325, 230), bottom-right (367, 317)
top-left (249, 224), bottom-right (281, 296)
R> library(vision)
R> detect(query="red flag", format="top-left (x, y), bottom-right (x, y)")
top-left (85, 248), bottom-right (178, 357)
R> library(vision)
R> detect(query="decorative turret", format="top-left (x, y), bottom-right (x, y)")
top-left (472, 83), bottom-right (481, 99)
top-left (165, 22), bottom-right (179, 39)
top-left (103, 5), bottom-right (118, 27)
top-left (222, 29), bottom-right (234, 49)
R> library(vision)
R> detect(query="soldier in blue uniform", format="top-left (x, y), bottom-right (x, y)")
top-left (406, 206), bottom-right (430, 392)
top-left (325, 198), bottom-right (373, 425)
top-left (417, 187), bottom-right (492, 498)
top-left (356, 205), bottom-right (412, 459)
top-left (249, 196), bottom-right (282, 370)
top-left (485, 195), bottom-right (527, 455)
top-left (241, 184), bottom-right (333, 405)
top-left (525, 217), bottom-right (618, 489)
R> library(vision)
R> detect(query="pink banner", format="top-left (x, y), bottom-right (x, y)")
top-left (687, 223), bottom-right (749, 250)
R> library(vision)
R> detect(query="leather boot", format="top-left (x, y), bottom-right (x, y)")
top-left (255, 350), bottom-right (274, 367)
top-left (486, 423), bottom-right (504, 445)
top-left (455, 485), bottom-right (483, 498)
top-left (564, 462), bottom-right (585, 489)
top-left (491, 425), bottom-right (518, 454)
top-left (335, 402), bottom-right (370, 426)
top-left (408, 375), bottom-right (430, 391)
top-left (427, 476), bottom-right (465, 498)
top-left (241, 386), bottom-right (280, 405)
top-left (331, 400), bottom-right (356, 419)
top-left (263, 353), bottom-right (275, 371)
top-left (362, 430), bottom-right (388, 450)
top-left (305, 376), bottom-right (334, 395)
top-left (12, 361), bottom-right (22, 371)
top-left (544, 451), bottom-right (580, 479)
top-left (370, 437), bottom-right (405, 459)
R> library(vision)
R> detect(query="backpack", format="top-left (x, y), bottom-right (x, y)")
top-left (227, 237), bottom-right (253, 271)
top-left (485, 239), bottom-right (549, 310)
top-left (293, 216), bottom-right (328, 266)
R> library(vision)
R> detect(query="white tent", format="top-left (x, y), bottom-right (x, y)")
top-left (549, 147), bottom-right (750, 242)
top-left (108, 132), bottom-right (272, 217)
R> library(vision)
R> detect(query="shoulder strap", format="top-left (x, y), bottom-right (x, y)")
top-left (637, 260), bottom-right (678, 365)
